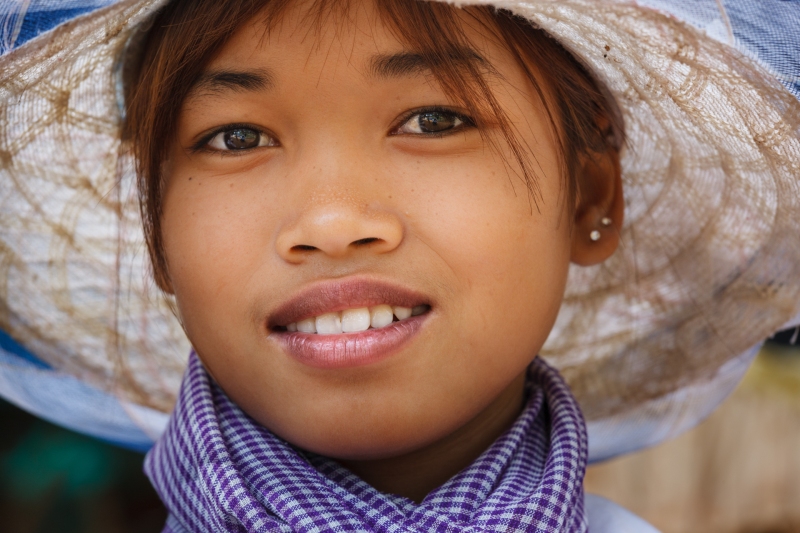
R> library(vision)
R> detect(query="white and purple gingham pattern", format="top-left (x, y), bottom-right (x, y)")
top-left (145, 353), bottom-right (588, 533)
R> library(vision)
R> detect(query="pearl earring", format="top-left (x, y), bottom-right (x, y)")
top-left (591, 216), bottom-right (612, 242)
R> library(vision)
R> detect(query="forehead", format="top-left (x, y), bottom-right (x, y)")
top-left (194, 0), bottom-right (507, 93)
top-left (208, 0), bottom-right (389, 66)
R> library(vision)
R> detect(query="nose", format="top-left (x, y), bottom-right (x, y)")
top-left (276, 196), bottom-right (403, 262)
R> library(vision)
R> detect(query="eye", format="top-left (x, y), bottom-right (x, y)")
top-left (395, 109), bottom-right (470, 135)
top-left (205, 126), bottom-right (278, 151)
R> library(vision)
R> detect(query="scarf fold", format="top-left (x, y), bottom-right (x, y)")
top-left (145, 353), bottom-right (588, 533)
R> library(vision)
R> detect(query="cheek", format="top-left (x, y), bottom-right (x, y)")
top-left (398, 152), bottom-right (571, 331)
top-left (388, 151), bottom-right (572, 392)
top-left (159, 169), bottom-right (279, 332)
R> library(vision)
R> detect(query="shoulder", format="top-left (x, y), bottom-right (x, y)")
top-left (585, 493), bottom-right (661, 533)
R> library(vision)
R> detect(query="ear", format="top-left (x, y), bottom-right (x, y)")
top-left (570, 139), bottom-right (623, 266)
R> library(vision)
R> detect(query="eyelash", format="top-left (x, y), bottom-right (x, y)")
top-left (191, 107), bottom-right (476, 154)
top-left (190, 123), bottom-right (277, 154)
top-left (392, 106), bottom-right (476, 137)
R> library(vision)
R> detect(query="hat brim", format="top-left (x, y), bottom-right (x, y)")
top-left (1, 0), bottom-right (799, 460)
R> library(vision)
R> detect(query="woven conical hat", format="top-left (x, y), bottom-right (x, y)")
top-left (1, 0), bottom-right (799, 459)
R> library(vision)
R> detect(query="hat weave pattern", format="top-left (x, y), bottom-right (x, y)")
top-left (1, 0), bottom-right (799, 458)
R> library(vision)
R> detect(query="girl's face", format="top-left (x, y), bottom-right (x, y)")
top-left (161, 1), bottom-right (612, 460)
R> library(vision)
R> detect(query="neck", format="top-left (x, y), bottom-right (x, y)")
top-left (339, 371), bottom-right (527, 503)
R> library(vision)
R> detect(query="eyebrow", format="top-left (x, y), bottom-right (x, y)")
top-left (186, 49), bottom-right (487, 99)
top-left (188, 68), bottom-right (275, 97)
top-left (368, 50), bottom-right (488, 79)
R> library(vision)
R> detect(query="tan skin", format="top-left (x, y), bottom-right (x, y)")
top-left (160, 0), bottom-right (622, 503)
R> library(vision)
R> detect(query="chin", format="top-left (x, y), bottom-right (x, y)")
top-left (268, 410), bottom-right (460, 461)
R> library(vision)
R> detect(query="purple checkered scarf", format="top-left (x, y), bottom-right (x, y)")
top-left (145, 353), bottom-right (588, 533)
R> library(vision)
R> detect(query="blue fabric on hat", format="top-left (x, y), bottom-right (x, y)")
top-left (3, 0), bottom-right (798, 99)
top-left (0, 0), bottom-right (116, 53)
top-left (0, 327), bottom-right (166, 452)
top-left (639, 0), bottom-right (800, 98)
top-left (0, 327), bottom-right (51, 369)
top-left (14, 8), bottom-right (95, 46)
top-left (727, 0), bottom-right (800, 98)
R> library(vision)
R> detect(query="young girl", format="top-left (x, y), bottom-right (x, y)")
top-left (1, 0), bottom-right (799, 531)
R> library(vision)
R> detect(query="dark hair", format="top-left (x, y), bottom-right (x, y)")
top-left (123, 0), bottom-right (623, 290)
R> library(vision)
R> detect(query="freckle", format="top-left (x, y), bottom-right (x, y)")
top-left (188, 177), bottom-right (193, 181)
top-left (605, 45), bottom-right (610, 51)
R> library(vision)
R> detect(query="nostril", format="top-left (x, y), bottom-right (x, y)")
top-left (292, 244), bottom-right (318, 252)
top-left (351, 237), bottom-right (380, 247)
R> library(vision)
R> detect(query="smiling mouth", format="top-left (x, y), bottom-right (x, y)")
top-left (268, 278), bottom-right (433, 368)
top-left (276, 304), bottom-right (430, 334)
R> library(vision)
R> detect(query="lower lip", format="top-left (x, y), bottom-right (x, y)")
top-left (273, 314), bottom-right (427, 369)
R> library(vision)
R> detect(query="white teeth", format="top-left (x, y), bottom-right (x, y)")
top-left (341, 308), bottom-right (370, 333)
top-left (286, 303), bottom-right (427, 334)
top-left (297, 318), bottom-right (316, 333)
top-left (316, 312), bottom-right (343, 335)
top-left (370, 305), bottom-right (394, 329)
top-left (393, 306), bottom-right (412, 320)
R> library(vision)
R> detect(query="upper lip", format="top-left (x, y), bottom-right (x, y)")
top-left (268, 277), bottom-right (430, 328)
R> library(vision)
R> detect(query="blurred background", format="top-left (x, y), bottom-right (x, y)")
top-left (585, 333), bottom-right (800, 533)
top-left (0, 399), bottom-right (166, 533)
top-left (1, 334), bottom-right (798, 533)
